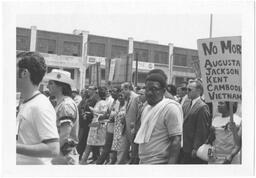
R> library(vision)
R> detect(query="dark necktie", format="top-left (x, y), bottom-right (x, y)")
top-left (188, 99), bottom-right (193, 110)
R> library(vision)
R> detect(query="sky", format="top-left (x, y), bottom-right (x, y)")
top-left (14, 0), bottom-right (244, 49)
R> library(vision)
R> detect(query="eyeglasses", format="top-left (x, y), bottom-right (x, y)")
top-left (145, 86), bottom-right (162, 92)
top-left (187, 88), bottom-right (192, 92)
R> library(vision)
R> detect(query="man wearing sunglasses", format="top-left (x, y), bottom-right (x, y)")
top-left (134, 70), bottom-right (183, 164)
top-left (182, 80), bottom-right (212, 164)
top-left (176, 81), bottom-right (189, 106)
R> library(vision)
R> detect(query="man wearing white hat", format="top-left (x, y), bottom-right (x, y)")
top-left (45, 69), bottom-right (79, 164)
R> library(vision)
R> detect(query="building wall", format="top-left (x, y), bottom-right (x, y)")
top-left (172, 47), bottom-right (198, 86)
top-left (16, 28), bottom-right (31, 51)
top-left (16, 27), bottom-right (199, 89)
top-left (37, 30), bottom-right (83, 56)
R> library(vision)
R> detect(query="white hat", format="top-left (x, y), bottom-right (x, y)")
top-left (44, 69), bottom-right (74, 87)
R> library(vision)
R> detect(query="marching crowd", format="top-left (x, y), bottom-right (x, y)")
top-left (16, 52), bottom-right (242, 165)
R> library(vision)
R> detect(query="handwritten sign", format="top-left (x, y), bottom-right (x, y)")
top-left (197, 36), bottom-right (241, 103)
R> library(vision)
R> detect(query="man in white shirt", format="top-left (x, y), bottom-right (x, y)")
top-left (134, 70), bottom-right (182, 164)
top-left (16, 52), bottom-right (59, 165)
top-left (105, 89), bottom-right (114, 110)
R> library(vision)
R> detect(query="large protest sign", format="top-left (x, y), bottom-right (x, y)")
top-left (197, 36), bottom-right (241, 103)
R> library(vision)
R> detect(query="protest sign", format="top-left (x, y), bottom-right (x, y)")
top-left (197, 36), bottom-right (241, 103)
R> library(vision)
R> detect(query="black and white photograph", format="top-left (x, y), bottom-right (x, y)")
top-left (1, 0), bottom-right (255, 177)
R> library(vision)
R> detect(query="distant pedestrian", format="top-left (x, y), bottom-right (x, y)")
top-left (76, 86), bottom-right (99, 161)
top-left (116, 82), bottom-right (138, 164)
top-left (111, 92), bottom-right (127, 163)
top-left (72, 89), bottom-right (82, 106)
top-left (176, 82), bottom-right (188, 106)
top-left (80, 87), bottom-right (108, 164)
top-left (96, 87), bottom-right (121, 164)
top-left (167, 84), bottom-right (179, 102)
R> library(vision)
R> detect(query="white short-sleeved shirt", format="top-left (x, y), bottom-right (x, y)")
top-left (16, 93), bottom-right (59, 165)
top-left (139, 103), bottom-right (183, 164)
top-left (211, 114), bottom-right (242, 163)
top-left (55, 96), bottom-right (79, 143)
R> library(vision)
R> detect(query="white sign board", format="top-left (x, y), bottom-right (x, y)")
top-left (42, 53), bottom-right (82, 68)
top-left (108, 59), bottom-right (116, 81)
top-left (197, 36), bottom-right (241, 103)
top-left (132, 61), bottom-right (155, 70)
top-left (87, 56), bottom-right (106, 66)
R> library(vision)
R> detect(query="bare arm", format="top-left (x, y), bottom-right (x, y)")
top-left (59, 122), bottom-right (72, 147)
top-left (16, 140), bottom-right (59, 157)
top-left (224, 122), bottom-right (242, 163)
top-left (168, 135), bottom-right (181, 164)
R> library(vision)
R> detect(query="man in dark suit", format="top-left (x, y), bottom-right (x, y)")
top-left (77, 86), bottom-right (99, 161)
top-left (182, 80), bottom-right (211, 164)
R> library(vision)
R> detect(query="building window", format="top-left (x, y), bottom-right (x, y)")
top-left (16, 35), bottom-right (30, 51)
top-left (154, 51), bottom-right (168, 64)
top-left (88, 42), bottom-right (105, 57)
top-left (63, 68), bottom-right (75, 79)
top-left (111, 45), bottom-right (127, 58)
top-left (132, 72), bottom-right (147, 84)
top-left (134, 48), bottom-right (149, 62)
top-left (191, 55), bottom-right (201, 77)
top-left (173, 54), bottom-right (187, 66)
top-left (37, 38), bottom-right (57, 54)
top-left (63, 41), bottom-right (81, 56)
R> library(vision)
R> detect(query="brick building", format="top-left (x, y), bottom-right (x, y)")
top-left (16, 26), bottom-right (199, 91)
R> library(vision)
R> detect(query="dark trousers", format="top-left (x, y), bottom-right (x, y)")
top-left (182, 151), bottom-right (208, 164)
top-left (130, 142), bottom-right (140, 164)
top-left (96, 132), bottom-right (114, 164)
top-left (77, 126), bottom-right (90, 160)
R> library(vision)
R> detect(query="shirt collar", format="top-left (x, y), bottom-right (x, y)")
top-left (191, 96), bottom-right (201, 108)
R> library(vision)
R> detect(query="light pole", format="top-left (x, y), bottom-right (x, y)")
top-left (135, 53), bottom-right (139, 87)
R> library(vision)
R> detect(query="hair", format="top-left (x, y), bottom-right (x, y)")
top-left (112, 86), bottom-right (121, 93)
top-left (192, 79), bottom-right (204, 96)
top-left (121, 82), bottom-right (133, 91)
top-left (179, 81), bottom-right (188, 88)
top-left (146, 69), bottom-right (167, 89)
top-left (147, 69), bottom-right (167, 82)
top-left (17, 52), bottom-right (46, 86)
top-left (98, 86), bottom-right (107, 100)
top-left (167, 84), bottom-right (177, 96)
top-left (225, 101), bottom-right (238, 113)
top-left (54, 80), bottom-right (72, 97)
top-left (146, 73), bottom-right (167, 89)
